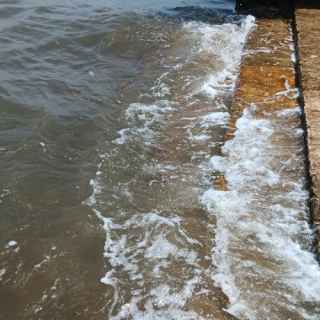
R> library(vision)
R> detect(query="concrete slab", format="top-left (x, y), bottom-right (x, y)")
top-left (296, 8), bottom-right (320, 254)
top-left (228, 18), bottom-right (298, 133)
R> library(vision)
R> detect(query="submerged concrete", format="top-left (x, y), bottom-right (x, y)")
top-left (233, 0), bottom-right (320, 258)
top-left (227, 19), bottom-right (298, 138)
top-left (210, 10), bottom-right (320, 318)
top-left (295, 7), bottom-right (320, 256)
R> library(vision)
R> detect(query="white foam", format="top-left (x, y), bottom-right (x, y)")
top-left (0, 188), bottom-right (11, 204)
top-left (276, 106), bottom-right (301, 117)
top-left (151, 72), bottom-right (171, 98)
top-left (209, 107), bottom-right (280, 187)
top-left (189, 132), bottom-right (210, 142)
top-left (0, 268), bottom-right (6, 281)
top-left (183, 16), bottom-right (255, 99)
top-left (100, 211), bottom-right (201, 319)
top-left (125, 101), bottom-right (172, 121)
top-left (245, 47), bottom-right (273, 55)
top-left (275, 79), bottom-right (300, 100)
top-left (114, 128), bottom-right (130, 145)
top-left (82, 14), bottom-right (315, 319)
top-left (6, 240), bottom-right (17, 248)
top-left (288, 24), bottom-right (297, 64)
top-left (200, 112), bottom-right (230, 128)
top-left (115, 100), bottom-right (173, 146)
top-left (84, 146), bottom-right (203, 318)
top-left (188, 110), bottom-right (231, 144)
top-left (202, 106), bottom-right (320, 319)
top-left (142, 163), bottom-right (177, 176)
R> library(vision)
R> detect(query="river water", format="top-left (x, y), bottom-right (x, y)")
top-left (1, 1), bottom-right (320, 320)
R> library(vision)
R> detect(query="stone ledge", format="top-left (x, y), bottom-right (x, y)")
top-left (296, 7), bottom-right (320, 256)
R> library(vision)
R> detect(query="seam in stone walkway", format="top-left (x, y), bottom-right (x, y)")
top-left (295, 6), bottom-right (320, 258)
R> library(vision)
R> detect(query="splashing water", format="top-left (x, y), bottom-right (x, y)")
top-left (83, 15), bottom-right (259, 319)
top-left (203, 106), bottom-right (320, 319)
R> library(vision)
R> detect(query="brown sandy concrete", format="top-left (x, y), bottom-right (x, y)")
top-left (218, 16), bottom-right (304, 218)
top-left (227, 18), bottom-right (298, 137)
top-left (295, 8), bottom-right (320, 254)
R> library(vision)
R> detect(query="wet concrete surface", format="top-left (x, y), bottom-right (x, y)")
top-left (228, 18), bottom-right (298, 136)
top-left (296, 7), bottom-right (320, 256)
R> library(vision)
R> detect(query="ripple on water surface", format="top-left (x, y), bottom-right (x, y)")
top-left (1, 1), bottom-right (320, 319)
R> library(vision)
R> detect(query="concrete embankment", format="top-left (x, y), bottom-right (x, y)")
top-left (229, 19), bottom-right (297, 125)
top-left (295, 5), bottom-right (320, 257)
top-left (215, 4), bottom-right (297, 192)
top-left (234, 1), bottom-right (320, 258)
top-left (209, 5), bottom-right (320, 316)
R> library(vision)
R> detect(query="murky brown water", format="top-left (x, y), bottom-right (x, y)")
top-left (1, 1), bottom-right (320, 320)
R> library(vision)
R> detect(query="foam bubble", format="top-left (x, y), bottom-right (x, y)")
top-left (0, 268), bottom-right (6, 281)
top-left (6, 240), bottom-right (18, 248)
top-left (183, 16), bottom-right (255, 98)
top-left (276, 106), bottom-right (301, 117)
top-left (115, 100), bottom-right (173, 146)
top-left (200, 112), bottom-right (230, 128)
